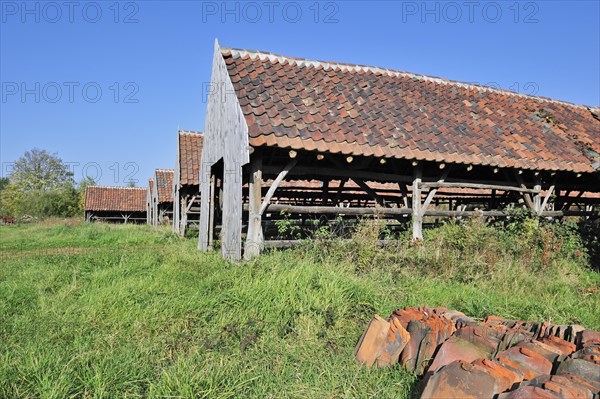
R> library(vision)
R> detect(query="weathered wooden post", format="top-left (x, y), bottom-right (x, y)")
top-left (179, 196), bottom-right (187, 235)
top-left (412, 166), bottom-right (423, 241)
top-left (244, 156), bottom-right (263, 259)
top-left (533, 176), bottom-right (542, 215)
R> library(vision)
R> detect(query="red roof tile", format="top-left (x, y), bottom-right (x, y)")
top-left (155, 169), bottom-right (174, 203)
top-left (177, 130), bottom-right (204, 186)
top-left (85, 186), bottom-right (146, 212)
top-left (222, 47), bottom-right (600, 174)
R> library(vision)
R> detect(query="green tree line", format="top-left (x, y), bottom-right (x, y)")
top-left (0, 148), bottom-right (95, 218)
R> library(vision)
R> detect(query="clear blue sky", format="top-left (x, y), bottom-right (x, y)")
top-left (1, 0), bottom-right (599, 186)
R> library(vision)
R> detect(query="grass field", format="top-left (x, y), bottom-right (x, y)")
top-left (1, 219), bottom-right (599, 398)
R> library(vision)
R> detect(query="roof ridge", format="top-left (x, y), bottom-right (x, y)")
top-left (221, 46), bottom-right (597, 110)
top-left (155, 169), bottom-right (174, 173)
top-left (88, 185), bottom-right (146, 191)
top-left (178, 130), bottom-right (203, 136)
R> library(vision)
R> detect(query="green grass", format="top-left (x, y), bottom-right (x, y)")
top-left (1, 219), bottom-right (598, 398)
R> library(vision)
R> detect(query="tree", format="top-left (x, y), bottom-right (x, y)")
top-left (0, 177), bottom-right (8, 191)
top-left (3, 148), bottom-right (81, 218)
top-left (10, 148), bottom-right (74, 192)
top-left (0, 182), bottom-right (23, 216)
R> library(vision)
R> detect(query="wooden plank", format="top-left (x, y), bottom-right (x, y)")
top-left (259, 159), bottom-right (297, 215)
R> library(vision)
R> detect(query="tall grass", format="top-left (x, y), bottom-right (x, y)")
top-left (0, 218), bottom-right (598, 398)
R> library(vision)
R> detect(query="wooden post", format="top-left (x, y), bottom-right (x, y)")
top-left (533, 177), bottom-right (542, 214)
top-left (173, 187), bottom-right (180, 233)
top-left (208, 175), bottom-right (216, 250)
top-left (179, 196), bottom-right (187, 236)
top-left (412, 166), bottom-right (423, 241)
top-left (245, 156), bottom-right (263, 260)
top-left (399, 183), bottom-right (409, 208)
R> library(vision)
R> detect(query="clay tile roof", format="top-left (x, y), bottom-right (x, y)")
top-left (177, 130), bottom-right (204, 186)
top-left (222, 47), bottom-right (600, 174)
top-left (155, 169), bottom-right (174, 203)
top-left (85, 186), bottom-right (147, 212)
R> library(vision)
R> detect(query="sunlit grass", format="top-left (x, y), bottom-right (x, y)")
top-left (0, 219), bottom-right (598, 398)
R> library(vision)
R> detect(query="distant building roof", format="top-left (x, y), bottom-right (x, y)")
top-left (85, 186), bottom-right (146, 212)
top-left (155, 169), bottom-right (174, 203)
top-left (177, 130), bottom-right (204, 186)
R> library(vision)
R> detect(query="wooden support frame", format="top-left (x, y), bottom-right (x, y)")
top-left (351, 178), bottom-right (385, 206)
top-left (259, 159), bottom-right (297, 215)
top-left (419, 168), bottom-right (451, 217)
top-left (513, 172), bottom-right (536, 210)
top-left (539, 185), bottom-right (555, 215)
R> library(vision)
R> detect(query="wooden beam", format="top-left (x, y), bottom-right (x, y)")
top-left (420, 168), bottom-right (451, 217)
top-left (539, 185), bottom-right (555, 215)
top-left (351, 178), bottom-right (385, 206)
top-left (421, 181), bottom-right (540, 194)
top-left (246, 204), bottom-right (599, 219)
top-left (186, 195), bottom-right (197, 212)
top-left (259, 159), bottom-right (297, 215)
top-left (248, 203), bottom-right (411, 216)
top-left (513, 172), bottom-right (536, 209)
top-left (332, 178), bottom-right (347, 205)
top-left (264, 165), bottom-right (413, 184)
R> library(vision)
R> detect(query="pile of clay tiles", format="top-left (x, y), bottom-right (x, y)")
top-left (355, 306), bottom-right (600, 398)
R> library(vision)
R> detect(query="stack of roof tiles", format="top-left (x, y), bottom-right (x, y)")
top-left (155, 169), bottom-right (174, 204)
top-left (178, 131), bottom-right (203, 186)
top-left (222, 47), bottom-right (600, 173)
top-left (85, 186), bottom-right (147, 212)
top-left (355, 306), bottom-right (600, 398)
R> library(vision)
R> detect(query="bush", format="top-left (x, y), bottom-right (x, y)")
top-left (302, 213), bottom-right (591, 282)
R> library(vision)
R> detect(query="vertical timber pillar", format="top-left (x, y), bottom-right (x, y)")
top-left (179, 196), bottom-right (187, 236)
top-left (173, 187), bottom-right (180, 233)
top-left (208, 176), bottom-right (216, 250)
top-left (244, 156), bottom-right (263, 260)
top-left (412, 165), bottom-right (423, 241)
top-left (533, 177), bottom-right (542, 215)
